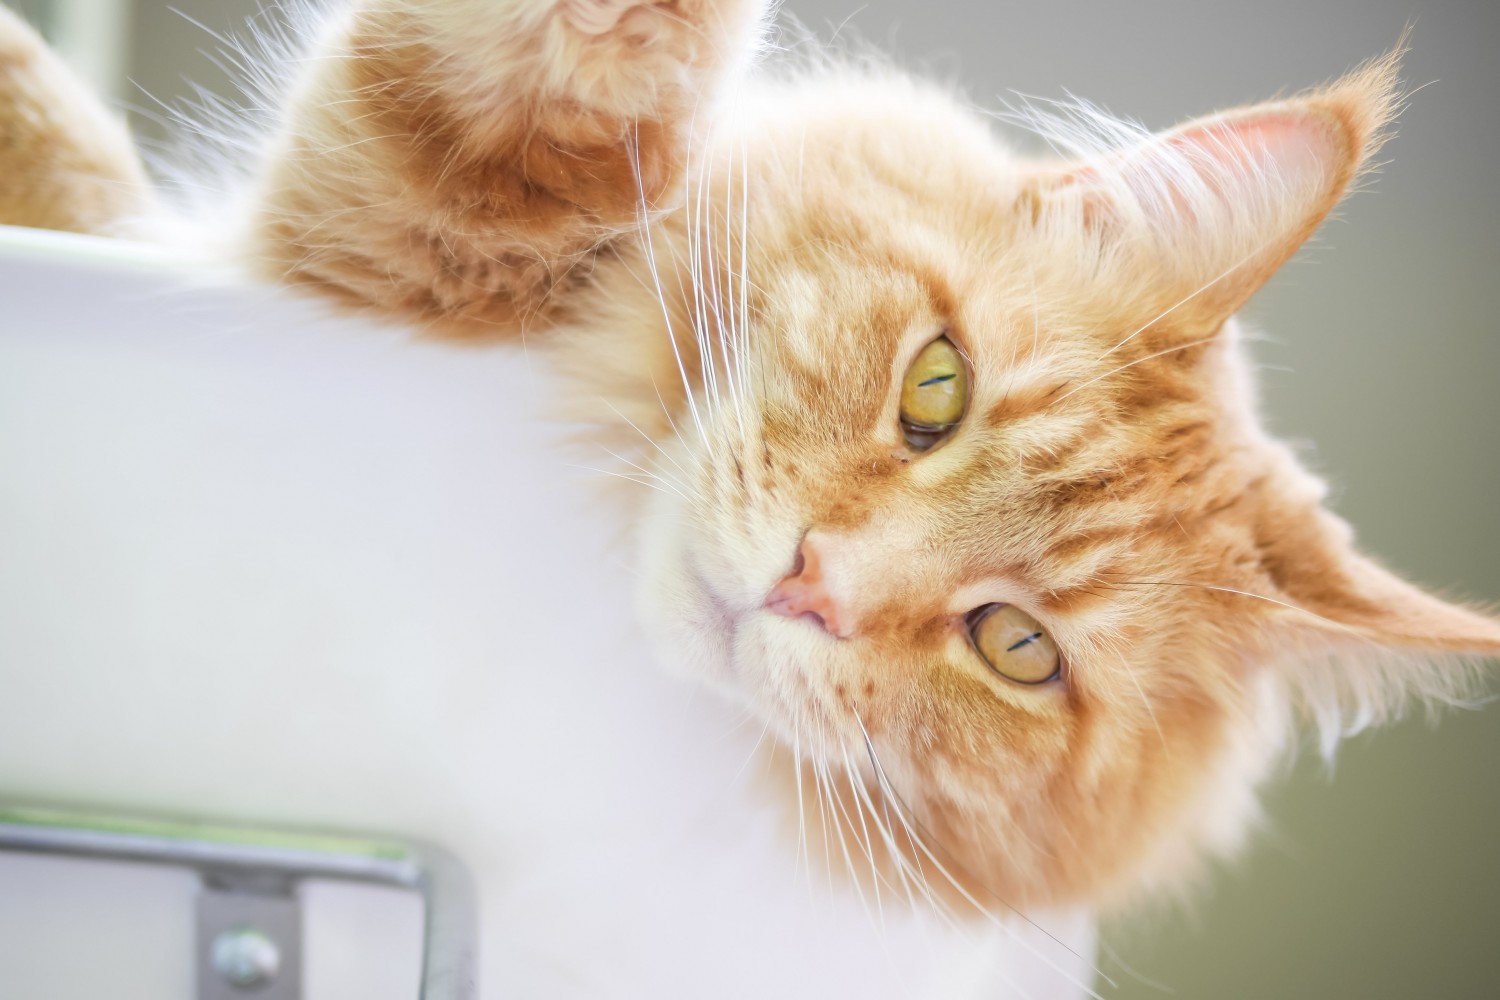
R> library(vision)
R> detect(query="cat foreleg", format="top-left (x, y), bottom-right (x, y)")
top-left (248, 0), bottom-right (770, 337)
top-left (0, 7), bottom-right (152, 235)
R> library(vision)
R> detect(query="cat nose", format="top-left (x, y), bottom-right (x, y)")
top-left (763, 533), bottom-right (855, 638)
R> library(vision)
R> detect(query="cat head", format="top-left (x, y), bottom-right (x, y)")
top-left (577, 49), bottom-right (1500, 910)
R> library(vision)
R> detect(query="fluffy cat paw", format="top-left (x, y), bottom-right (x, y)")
top-left (564, 0), bottom-right (658, 35)
top-left (250, 0), bottom-right (769, 335)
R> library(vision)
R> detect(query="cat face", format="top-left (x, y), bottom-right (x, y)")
top-left (632, 150), bottom-right (1277, 906)
top-left (597, 59), bottom-right (1500, 910)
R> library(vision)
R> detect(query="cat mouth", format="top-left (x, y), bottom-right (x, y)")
top-left (698, 574), bottom-right (740, 633)
top-left (687, 564), bottom-right (742, 643)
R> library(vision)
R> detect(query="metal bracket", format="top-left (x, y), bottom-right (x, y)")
top-left (198, 886), bottom-right (303, 999)
top-left (0, 805), bottom-right (477, 1000)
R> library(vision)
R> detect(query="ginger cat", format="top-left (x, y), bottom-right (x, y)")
top-left (1, 0), bottom-right (1495, 934)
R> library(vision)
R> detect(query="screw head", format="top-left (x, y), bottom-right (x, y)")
top-left (211, 928), bottom-right (281, 989)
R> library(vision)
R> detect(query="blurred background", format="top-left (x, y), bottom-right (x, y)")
top-left (12, 0), bottom-right (1499, 995)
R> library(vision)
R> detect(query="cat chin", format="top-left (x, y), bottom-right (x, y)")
top-left (635, 579), bottom-right (731, 691)
top-left (633, 518), bottom-right (846, 746)
top-left (634, 553), bottom-right (788, 723)
top-left (644, 589), bottom-right (864, 754)
top-left (633, 512), bottom-right (742, 695)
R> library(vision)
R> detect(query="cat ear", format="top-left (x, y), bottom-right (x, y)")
top-left (1024, 49), bottom-right (1404, 331)
top-left (1251, 498), bottom-right (1500, 755)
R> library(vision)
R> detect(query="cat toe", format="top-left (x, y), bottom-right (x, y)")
top-left (565, 0), bottom-right (656, 35)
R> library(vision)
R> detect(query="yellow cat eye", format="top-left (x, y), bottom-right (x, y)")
top-left (966, 604), bottom-right (1060, 685)
top-left (899, 336), bottom-right (968, 450)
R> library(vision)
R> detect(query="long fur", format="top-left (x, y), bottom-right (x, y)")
top-left (1, 0), bottom-right (1495, 922)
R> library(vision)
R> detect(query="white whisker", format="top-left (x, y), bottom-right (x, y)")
top-left (1053, 332), bottom-right (1223, 404)
top-left (1104, 578), bottom-right (1363, 633)
top-left (1064, 236), bottom-right (1279, 401)
top-left (564, 463), bottom-right (681, 498)
top-left (599, 397), bottom-right (691, 481)
top-left (595, 445), bottom-right (691, 502)
top-left (850, 712), bottom-right (1108, 999)
top-left (630, 120), bottom-right (707, 447)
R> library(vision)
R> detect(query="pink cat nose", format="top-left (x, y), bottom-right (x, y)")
top-left (764, 534), bottom-right (854, 638)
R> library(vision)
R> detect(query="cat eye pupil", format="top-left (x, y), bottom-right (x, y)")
top-left (967, 604), bottom-right (1061, 685)
top-left (1006, 632), bottom-right (1044, 653)
top-left (899, 337), bottom-right (969, 450)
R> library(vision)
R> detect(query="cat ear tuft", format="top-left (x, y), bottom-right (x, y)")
top-left (1025, 44), bottom-right (1406, 329)
top-left (1254, 500), bottom-right (1500, 758)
